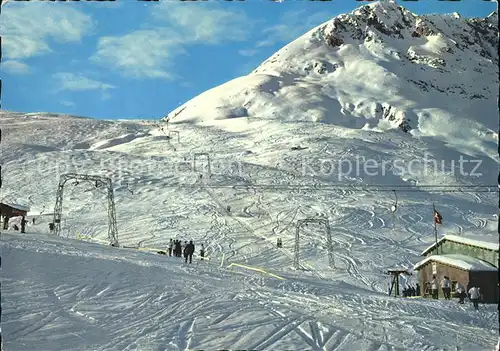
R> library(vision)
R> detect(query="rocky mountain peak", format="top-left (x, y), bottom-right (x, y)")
top-left (167, 1), bottom-right (497, 142)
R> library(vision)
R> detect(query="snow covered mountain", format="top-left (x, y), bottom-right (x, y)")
top-left (167, 0), bottom-right (498, 157)
top-left (1, 1), bottom-right (499, 350)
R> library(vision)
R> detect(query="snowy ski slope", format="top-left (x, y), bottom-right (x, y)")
top-left (3, 231), bottom-right (498, 351)
top-left (1, 1), bottom-right (499, 350)
top-left (1, 108), bottom-right (497, 350)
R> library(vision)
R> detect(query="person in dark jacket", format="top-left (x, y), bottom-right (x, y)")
top-left (456, 283), bottom-right (466, 304)
top-left (185, 240), bottom-right (195, 263)
top-left (175, 240), bottom-right (182, 257)
top-left (183, 243), bottom-right (188, 262)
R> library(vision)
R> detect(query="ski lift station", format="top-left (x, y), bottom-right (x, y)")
top-left (1, 201), bottom-right (30, 229)
top-left (413, 233), bottom-right (499, 303)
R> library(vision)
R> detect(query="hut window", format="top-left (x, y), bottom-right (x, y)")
top-left (432, 262), bottom-right (437, 275)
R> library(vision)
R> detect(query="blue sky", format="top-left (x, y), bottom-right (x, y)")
top-left (1, 0), bottom-right (496, 120)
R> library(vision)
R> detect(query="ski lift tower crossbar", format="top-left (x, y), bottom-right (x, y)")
top-left (193, 153), bottom-right (211, 174)
top-left (294, 218), bottom-right (334, 269)
top-left (168, 130), bottom-right (180, 143)
top-left (52, 173), bottom-right (119, 246)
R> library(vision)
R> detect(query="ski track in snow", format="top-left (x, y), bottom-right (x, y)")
top-left (2, 215), bottom-right (497, 351)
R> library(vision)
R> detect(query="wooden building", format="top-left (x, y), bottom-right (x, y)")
top-left (1, 202), bottom-right (29, 217)
top-left (0, 202), bottom-right (30, 230)
top-left (413, 234), bottom-right (499, 303)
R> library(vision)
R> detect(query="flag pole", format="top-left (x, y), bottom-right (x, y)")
top-left (433, 203), bottom-right (438, 255)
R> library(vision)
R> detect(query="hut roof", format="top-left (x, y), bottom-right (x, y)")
top-left (0, 201), bottom-right (30, 213)
top-left (413, 254), bottom-right (497, 272)
top-left (421, 234), bottom-right (499, 255)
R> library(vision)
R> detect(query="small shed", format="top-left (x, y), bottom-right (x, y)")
top-left (0, 202), bottom-right (30, 230)
top-left (413, 254), bottom-right (498, 303)
top-left (0, 202), bottom-right (29, 217)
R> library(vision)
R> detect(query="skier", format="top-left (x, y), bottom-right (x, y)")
top-left (456, 282), bottom-right (466, 304)
top-left (185, 240), bottom-right (195, 263)
top-left (200, 244), bottom-right (205, 260)
top-left (183, 243), bottom-right (189, 263)
top-left (430, 275), bottom-right (438, 299)
top-left (168, 239), bottom-right (173, 257)
top-left (468, 286), bottom-right (481, 310)
top-left (21, 217), bottom-right (27, 233)
top-left (175, 240), bottom-right (182, 257)
top-left (440, 276), bottom-right (451, 300)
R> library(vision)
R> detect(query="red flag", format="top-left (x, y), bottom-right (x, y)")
top-left (434, 209), bottom-right (443, 224)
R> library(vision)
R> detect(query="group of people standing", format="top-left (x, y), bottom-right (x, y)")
top-left (428, 275), bottom-right (482, 310)
top-left (167, 239), bottom-right (205, 264)
top-left (402, 284), bottom-right (420, 297)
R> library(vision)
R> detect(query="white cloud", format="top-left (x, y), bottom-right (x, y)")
top-left (53, 72), bottom-right (115, 93)
top-left (240, 10), bottom-right (332, 55)
top-left (2, 60), bottom-right (31, 74)
top-left (61, 100), bottom-right (75, 107)
top-left (92, 2), bottom-right (123, 8)
top-left (152, 3), bottom-right (251, 44)
top-left (238, 49), bottom-right (259, 57)
top-left (90, 30), bottom-right (184, 80)
top-left (259, 11), bottom-right (332, 47)
top-left (90, 3), bottom-right (253, 80)
top-left (1, 2), bottom-right (94, 60)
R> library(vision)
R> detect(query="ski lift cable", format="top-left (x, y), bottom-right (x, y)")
top-left (171, 184), bottom-right (496, 193)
